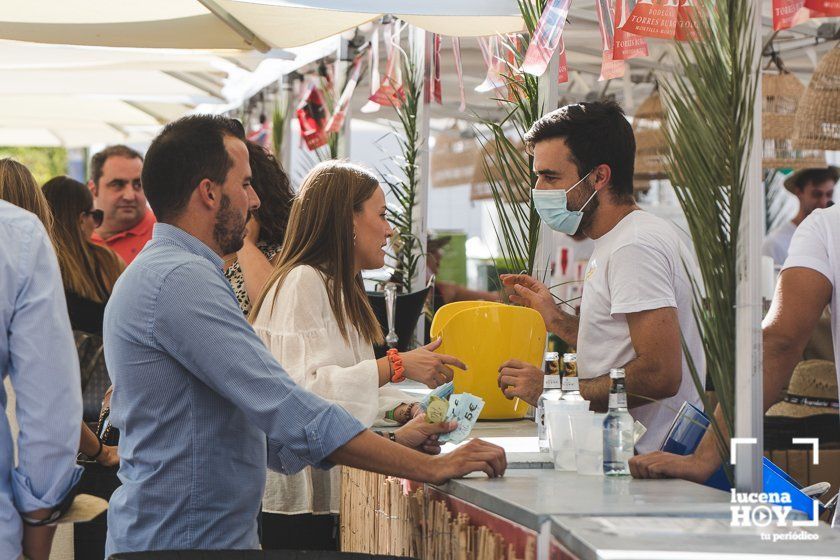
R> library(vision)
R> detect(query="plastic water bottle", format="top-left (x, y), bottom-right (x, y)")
top-left (536, 352), bottom-right (563, 452)
top-left (603, 368), bottom-right (633, 476)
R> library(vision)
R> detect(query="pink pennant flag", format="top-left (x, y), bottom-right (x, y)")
top-left (475, 36), bottom-right (506, 93)
top-left (452, 37), bottom-right (466, 111)
top-left (521, 0), bottom-right (572, 76)
top-left (361, 24), bottom-right (381, 114)
top-left (558, 39), bottom-right (569, 84)
top-left (326, 53), bottom-right (365, 133)
top-left (432, 34), bottom-right (443, 105)
top-left (596, 0), bottom-right (626, 81)
top-left (613, 0), bottom-right (649, 60)
top-left (369, 22), bottom-right (405, 108)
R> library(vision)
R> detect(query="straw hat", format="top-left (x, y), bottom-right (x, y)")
top-left (782, 165), bottom-right (839, 194)
top-left (793, 43), bottom-right (840, 151)
top-left (766, 360), bottom-right (839, 419)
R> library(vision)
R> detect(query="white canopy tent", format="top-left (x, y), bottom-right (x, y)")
top-left (0, 0), bottom-right (523, 50)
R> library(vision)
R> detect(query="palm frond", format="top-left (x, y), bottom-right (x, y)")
top-left (663, 0), bottom-right (759, 483)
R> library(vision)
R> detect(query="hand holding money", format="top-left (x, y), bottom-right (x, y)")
top-left (395, 414), bottom-right (458, 455)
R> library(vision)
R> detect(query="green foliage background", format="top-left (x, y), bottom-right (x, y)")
top-left (0, 147), bottom-right (68, 185)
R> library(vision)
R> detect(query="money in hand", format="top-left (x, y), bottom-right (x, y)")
top-left (426, 395), bottom-right (450, 424)
top-left (439, 393), bottom-right (485, 444)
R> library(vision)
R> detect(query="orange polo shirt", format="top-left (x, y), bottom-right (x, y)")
top-left (91, 211), bottom-right (156, 265)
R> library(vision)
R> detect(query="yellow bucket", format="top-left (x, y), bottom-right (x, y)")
top-left (432, 302), bottom-right (546, 420)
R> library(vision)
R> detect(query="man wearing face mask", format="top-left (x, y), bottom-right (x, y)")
top-left (497, 101), bottom-right (705, 454)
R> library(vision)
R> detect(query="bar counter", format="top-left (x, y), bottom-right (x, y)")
top-left (340, 420), bottom-right (840, 559)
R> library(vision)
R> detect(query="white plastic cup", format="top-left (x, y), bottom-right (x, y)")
top-left (545, 400), bottom-right (590, 471)
top-left (571, 413), bottom-right (605, 475)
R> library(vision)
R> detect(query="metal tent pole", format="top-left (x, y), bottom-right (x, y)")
top-left (734, 1), bottom-right (765, 493)
top-left (410, 25), bottom-right (431, 342)
top-left (533, 50), bottom-right (561, 284)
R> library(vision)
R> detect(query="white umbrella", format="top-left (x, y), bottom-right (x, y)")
top-left (0, 0), bottom-right (524, 50)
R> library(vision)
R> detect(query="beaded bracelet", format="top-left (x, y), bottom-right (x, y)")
top-left (387, 348), bottom-right (405, 383)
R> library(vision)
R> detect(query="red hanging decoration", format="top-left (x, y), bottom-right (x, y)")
top-left (521, 0), bottom-right (572, 76)
top-left (619, 0), bottom-right (679, 40)
top-left (613, 0), bottom-right (649, 60)
top-left (675, 0), bottom-right (700, 41)
top-left (296, 84), bottom-right (330, 151)
top-left (558, 39), bottom-right (569, 84)
top-left (804, 0), bottom-right (840, 15)
top-left (596, 0), bottom-right (626, 81)
top-left (432, 34), bottom-right (443, 105)
top-left (326, 53), bottom-right (365, 134)
top-left (369, 22), bottom-right (405, 108)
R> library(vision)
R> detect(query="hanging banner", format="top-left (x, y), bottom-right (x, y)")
top-left (558, 39), bottom-right (569, 84)
top-left (804, 0), bottom-right (839, 15)
top-left (521, 0), bottom-right (572, 77)
top-left (296, 83), bottom-right (330, 151)
top-left (773, 0), bottom-right (817, 30)
top-left (452, 37), bottom-right (467, 111)
top-left (361, 24), bottom-right (381, 114)
top-left (506, 34), bottom-right (526, 101)
top-left (596, 0), bottom-right (626, 81)
top-left (613, 0), bottom-right (649, 60)
top-left (620, 0), bottom-right (679, 40)
top-left (475, 36), bottom-right (506, 93)
top-left (326, 53), bottom-right (365, 133)
top-left (432, 33), bottom-right (443, 105)
top-left (369, 22), bottom-right (405, 108)
top-left (675, 0), bottom-right (700, 41)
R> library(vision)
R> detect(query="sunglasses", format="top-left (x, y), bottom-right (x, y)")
top-left (83, 209), bottom-right (104, 227)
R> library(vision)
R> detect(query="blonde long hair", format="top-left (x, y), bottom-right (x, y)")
top-left (250, 160), bottom-right (383, 345)
top-left (0, 158), bottom-right (54, 235)
top-left (42, 176), bottom-right (124, 303)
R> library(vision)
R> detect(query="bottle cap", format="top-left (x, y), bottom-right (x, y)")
top-left (609, 368), bottom-right (626, 379)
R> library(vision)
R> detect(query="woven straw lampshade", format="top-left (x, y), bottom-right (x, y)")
top-left (763, 70), bottom-right (826, 170)
top-left (431, 128), bottom-right (481, 188)
top-left (632, 91), bottom-right (668, 193)
top-left (793, 43), bottom-right (840, 151)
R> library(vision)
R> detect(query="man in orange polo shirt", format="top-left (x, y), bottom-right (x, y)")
top-left (89, 145), bottom-right (155, 264)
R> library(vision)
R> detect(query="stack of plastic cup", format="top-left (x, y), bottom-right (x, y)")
top-left (571, 412), bottom-right (606, 475)
top-left (545, 400), bottom-right (590, 471)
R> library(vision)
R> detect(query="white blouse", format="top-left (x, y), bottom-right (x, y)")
top-left (251, 264), bottom-right (410, 514)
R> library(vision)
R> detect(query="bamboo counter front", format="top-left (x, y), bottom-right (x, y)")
top-left (338, 420), bottom-right (840, 560)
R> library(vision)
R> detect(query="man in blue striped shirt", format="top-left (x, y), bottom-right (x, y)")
top-left (104, 115), bottom-right (506, 555)
top-left (1, 200), bottom-right (83, 560)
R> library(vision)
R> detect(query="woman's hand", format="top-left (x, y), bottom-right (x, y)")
top-left (394, 414), bottom-right (457, 455)
top-left (401, 338), bottom-right (467, 389)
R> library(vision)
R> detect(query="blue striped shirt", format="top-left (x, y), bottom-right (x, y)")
top-left (104, 223), bottom-right (365, 555)
top-left (0, 201), bottom-right (83, 559)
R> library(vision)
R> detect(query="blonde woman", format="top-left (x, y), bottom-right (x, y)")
top-left (250, 161), bottom-right (466, 550)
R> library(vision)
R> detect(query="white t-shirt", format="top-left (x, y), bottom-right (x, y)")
top-left (762, 220), bottom-right (797, 268)
top-left (783, 204), bottom-right (840, 404)
top-left (577, 211), bottom-right (706, 454)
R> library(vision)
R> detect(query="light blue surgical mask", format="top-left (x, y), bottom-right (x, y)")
top-left (532, 169), bottom-right (597, 235)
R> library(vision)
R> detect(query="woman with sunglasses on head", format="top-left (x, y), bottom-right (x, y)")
top-left (249, 160), bottom-right (467, 550)
top-left (42, 176), bottom-right (124, 470)
top-left (42, 176), bottom-right (125, 337)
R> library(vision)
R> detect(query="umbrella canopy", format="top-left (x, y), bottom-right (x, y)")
top-left (0, 0), bottom-right (524, 50)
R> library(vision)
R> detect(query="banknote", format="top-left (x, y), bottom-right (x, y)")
top-left (438, 392), bottom-right (484, 444)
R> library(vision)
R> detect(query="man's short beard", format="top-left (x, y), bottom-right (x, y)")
top-left (573, 181), bottom-right (599, 236)
top-left (213, 194), bottom-right (246, 254)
